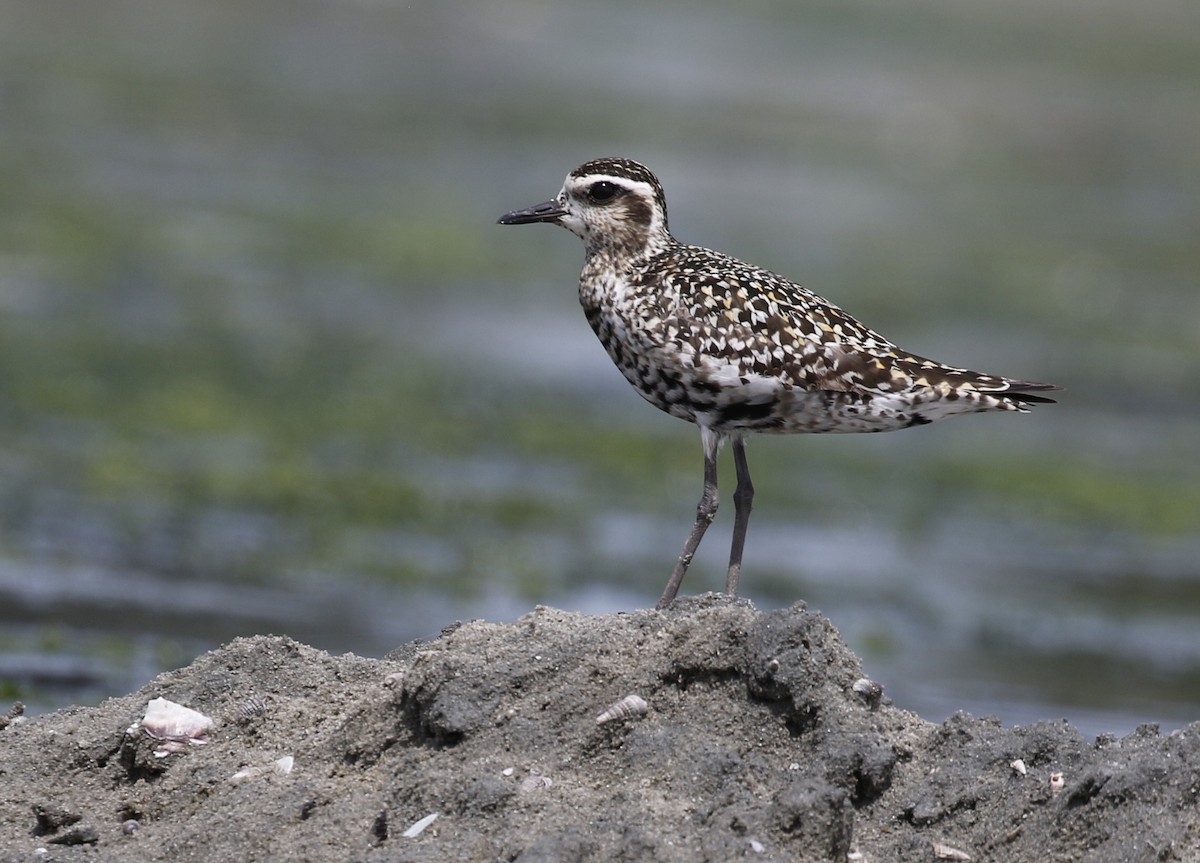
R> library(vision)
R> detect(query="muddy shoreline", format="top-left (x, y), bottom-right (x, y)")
top-left (1, 597), bottom-right (1195, 861)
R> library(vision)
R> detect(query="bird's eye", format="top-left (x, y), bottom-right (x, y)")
top-left (587, 181), bottom-right (620, 203)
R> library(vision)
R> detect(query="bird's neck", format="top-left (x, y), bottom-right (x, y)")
top-left (582, 229), bottom-right (676, 268)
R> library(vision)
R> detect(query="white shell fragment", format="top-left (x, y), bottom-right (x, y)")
top-left (595, 694), bottom-right (649, 725)
top-left (401, 812), bottom-right (439, 838)
top-left (139, 698), bottom-right (214, 740)
top-left (852, 678), bottom-right (884, 707)
top-left (231, 755), bottom-right (295, 783)
top-left (1049, 772), bottom-right (1065, 795)
top-left (519, 769), bottom-right (554, 793)
top-left (1010, 759), bottom-right (1027, 776)
top-left (130, 698), bottom-right (214, 757)
top-left (932, 840), bottom-right (972, 861)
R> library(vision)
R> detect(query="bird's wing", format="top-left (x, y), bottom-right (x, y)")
top-left (650, 246), bottom-right (1058, 401)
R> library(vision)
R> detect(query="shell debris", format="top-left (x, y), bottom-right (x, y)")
top-left (595, 694), bottom-right (649, 725)
top-left (235, 696), bottom-right (272, 722)
top-left (932, 840), bottom-right (972, 861)
top-left (129, 698), bottom-right (214, 757)
top-left (1049, 772), bottom-right (1065, 795)
top-left (0, 701), bottom-right (25, 731)
top-left (851, 678), bottom-right (884, 708)
top-left (230, 755), bottom-right (295, 783)
top-left (519, 768), bottom-right (554, 793)
top-left (401, 812), bottom-right (439, 839)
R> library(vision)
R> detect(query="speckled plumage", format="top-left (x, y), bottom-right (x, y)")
top-left (500, 157), bottom-right (1059, 608)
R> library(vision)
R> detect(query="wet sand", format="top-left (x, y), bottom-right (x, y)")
top-left (1, 596), bottom-right (1195, 861)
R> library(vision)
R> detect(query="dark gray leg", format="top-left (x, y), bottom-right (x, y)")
top-left (657, 428), bottom-right (722, 610)
top-left (725, 435), bottom-right (753, 597)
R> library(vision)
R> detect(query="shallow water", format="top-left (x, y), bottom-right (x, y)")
top-left (1, 0), bottom-right (1198, 737)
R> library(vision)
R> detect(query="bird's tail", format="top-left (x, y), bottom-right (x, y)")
top-left (996, 379), bottom-right (1061, 407)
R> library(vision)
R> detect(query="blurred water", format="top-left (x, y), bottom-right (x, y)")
top-left (1, 0), bottom-right (1199, 737)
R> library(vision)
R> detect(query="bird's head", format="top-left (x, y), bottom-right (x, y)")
top-left (499, 157), bottom-right (672, 258)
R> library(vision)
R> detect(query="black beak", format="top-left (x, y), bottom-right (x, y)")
top-left (497, 199), bottom-right (567, 225)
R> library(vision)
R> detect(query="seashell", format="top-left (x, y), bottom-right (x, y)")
top-left (932, 841), bottom-right (971, 861)
top-left (383, 672), bottom-right (405, 689)
top-left (1010, 759), bottom-right (1027, 776)
top-left (130, 698), bottom-right (214, 757)
top-left (401, 812), bottom-right (439, 839)
top-left (1049, 772), bottom-right (1065, 795)
top-left (151, 740), bottom-right (192, 758)
top-left (235, 696), bottom-right (271, 721)
top-left (852, 678), bottom-right (884, 707)
top-left (519, 769), bottom-right (553, 793)
top-left (749, 838), bottom-right (765, 853)
top-left (136, 698), bottom-right (214, 742)
top-left (595, 694), bottom-right (649, 725)
top-left (230, 755), bottom-right (295, 783)
top-left (121, 819), bottom-right (140, 835)
top-left (0, 701), bottom-right (25, 731)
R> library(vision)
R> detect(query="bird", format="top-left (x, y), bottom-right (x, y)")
top-left (498, 158), bottom-right (1059, 610)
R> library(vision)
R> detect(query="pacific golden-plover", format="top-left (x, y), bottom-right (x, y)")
top-left (499, 158), bottom-right (1059, 609)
